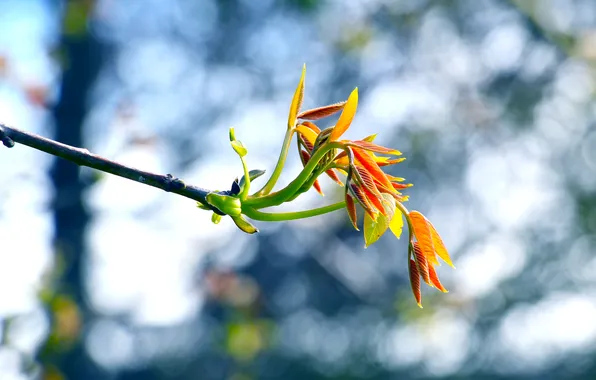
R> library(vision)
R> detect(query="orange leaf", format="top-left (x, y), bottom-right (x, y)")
top-left (351, 148), bottom-right (395, 192)
top-left (392, 182), bottom-right (413, 190)
top-left (412, 242), bottom-right (431, 286)
top-left (313, 179), bottom-right (324, 196)
top-left (346, 140), bottom-right (402, 155)
top-left (377, 158), bottom-right (406, 167)
top-left (427, 219), bottom-right (455, 268)
top-left (428, 265), bottom-right (448, 293)
top-left (301, 121), bottom-right (321, 133)
top-left (297, 101), bottom-right (346, 120)
top-left (409, 211), bottom-right (439, 266)
top-left (296, 124), bottom-right (318, 147)
top-left (409, 259), bottom-right (423, 308)
top-left (329, 88), bottom-right (358, 141)
top-left (325, 169), bottom-right (344, 186)
top-left (288, 64), bottom-right (306, 129)
top-left (345, 194), bottom-right (359, 230)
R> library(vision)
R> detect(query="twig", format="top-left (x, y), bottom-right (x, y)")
top-left (0, 123), bottom-right (214, 206)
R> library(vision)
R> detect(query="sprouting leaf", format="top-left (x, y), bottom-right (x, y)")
top-left (288, 64), bottom-right (306, 129)
top-left (232, 215), bottom-right (259, 234)
top-left (329, 88), bottom-right (358, 141)
top-left (346, 140), bottom-right (402, 155)
top-left (409, 259), bottom-right (423, 308)
top-left (412, 242), bottom-right (431, 285)
top-left (239, 169), bottom-right (266, 190)
top-left (428, 264), bottom-right (448, 292)
top-left (389, 206), bottom-right (404, 239)
top-left (363, 211), bottom-right (389, 248)
top-left (427, 219), bottom-right (455, 268)
top-left (345, 193), bottom-right (359, 231)
top-left (296, 124), bottom-right (318, 146)
top-left (229, 127), bottom-right (237, 142)
top-left (351, 148), bottom-right (394, 192)
top-left (231, 140), bottom-right (247, 157)
top-left (409, 211), bottom-right (438, 265)
top-left (297, 101), bottom-right (346, 120)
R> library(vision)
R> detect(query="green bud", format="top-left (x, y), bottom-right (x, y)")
top-left (206, 192), bottom-right (242, 217)
top-left (231, 140), bottom-right (247, 157)
top-left (211, 212), bottom-right (222, 224)
top-left (231, 215), bottom-right (259, 234)
top-left (229, 127), bottom-right (236, 142)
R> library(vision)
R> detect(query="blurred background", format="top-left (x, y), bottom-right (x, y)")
top-left (0, 0), bottom-right (596, 379)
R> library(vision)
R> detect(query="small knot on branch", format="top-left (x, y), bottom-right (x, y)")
top-left (0, 125), bottom-right (15, 148)
top-left (164, 173), bottom-right (186, 192)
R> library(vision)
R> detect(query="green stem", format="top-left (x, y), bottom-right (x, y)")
top-left (246, 142), bottom-right (344, 209)
top-left (239, 155), bottom-right (251, 200)
top-left (254, 128), bottom-right (295, 196)
top-left (243, 201), bottom-right (345, 221)
top-left (395, 201), bottom-right (414, 242)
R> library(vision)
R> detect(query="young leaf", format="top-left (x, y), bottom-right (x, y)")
top-left (239, 169), bottom-right (266, 190)
top-left (389, 207), bottom-right (404, 239)
top-left (345, 193), bottom-right (359, 231)
top-left (329, 88), bottom-right (358, 141)
top-left (409, 211), bottom-right (438, 265)
top-left (297, 101), bottom-right (346, 120)
top-left (231, 140), bottom-right (247, 157)
top-left (409, 259), bottom-right (423, 308)
top-left (427, 219), bottom-right (455, 268)
top-left (428, 265), bottom-right (448, 292)
top-left (231, 215), bottom-right (259, 234)
top-left (363, 211), bottom-right (389, 248)
top-left (412, 242), bottom-right (431, 285)
top-left (288, 64), bottom-right (306, 129)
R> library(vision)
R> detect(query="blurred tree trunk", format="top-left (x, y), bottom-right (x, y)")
top-left (45, 1), bottom-right (104, 378)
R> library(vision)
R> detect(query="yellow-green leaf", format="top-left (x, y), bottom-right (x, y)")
top-left (389, 207), bottom-right (404, 239)
top-left (231, 140), bottom-right (247, 157)
top-left (232, 215), bottom-right (259, 234)
top-left (363, 212), bottom-right (389, 248)
top-left (287, 64), bottom-right (306, 129)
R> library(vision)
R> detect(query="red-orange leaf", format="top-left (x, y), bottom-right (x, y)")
top-left (346, 140), bottom-right (402, 155)
top-left (428, 265), bottom-right (448, 293)
top-left (313, 179), bottom-right (324, 196)
top-left (409, 211), bottom-right (439, 266)
top-left (412, 242), bottom-right (431, 286)
top-left (377, 158), bottom-right (406, 167)
top-left (349, 183), bottom-right (377, 220)
top-left (325, 169), bottom-right (343, 186)
top-left (392, 182), bottom-right (413, 190)
top-left (345, 193), bottom-right (359, 231)
top-left (299, 149), bottom-right (311, 166)
top-left (351, 148), bottom-right (395, 192)
top-left (409, 259), bottom-right (423, 308)
top-left (297, 101), bottom-right (346, 120)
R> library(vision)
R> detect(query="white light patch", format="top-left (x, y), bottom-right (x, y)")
top-left (498, 293), bottom-right (596, 370)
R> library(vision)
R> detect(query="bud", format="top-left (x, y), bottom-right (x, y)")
top-left (206, 192), bottom-right (242, 217)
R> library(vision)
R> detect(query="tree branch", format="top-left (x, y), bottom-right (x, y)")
top-left (0, 123), bottom-right (214, 206)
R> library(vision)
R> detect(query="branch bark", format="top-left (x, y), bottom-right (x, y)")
top-left (0, 123), bottom-right (213, 205)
